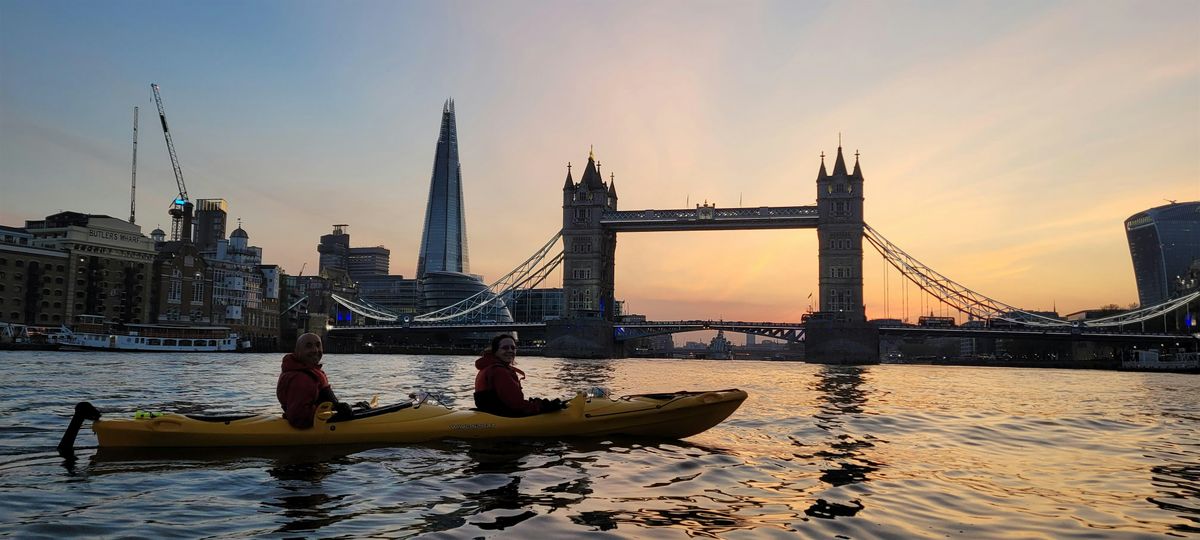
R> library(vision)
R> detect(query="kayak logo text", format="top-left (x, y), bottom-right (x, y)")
top-left (449, 423), bottom-right (496, 431)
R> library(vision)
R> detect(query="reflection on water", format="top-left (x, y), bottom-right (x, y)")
top-left (1, 353), bottom-right (1198, 538)
top-left (266, 459), bottom-right (346, 533)
top-left (807, 366), bottom-right (880, 509)
top-left (801, 367), bottom-right (878, 518)
top-left (1149, 463), bottom-right (1200, 534)
top-left (550, 358), bottom-right (617, 394)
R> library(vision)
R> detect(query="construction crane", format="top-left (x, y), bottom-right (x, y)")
top-left (151, 83), bottom-right (193, 242)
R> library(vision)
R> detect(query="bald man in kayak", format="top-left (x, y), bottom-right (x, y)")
top-left (277, 333), bottom-right (353, 428)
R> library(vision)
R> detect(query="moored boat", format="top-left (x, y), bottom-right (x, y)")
top-left (57, 315), bottom-right (241, 352)
top-left (60, 389), bottom-right (748, 451)
top-left (1121, 350), bottom-right (1200, 372)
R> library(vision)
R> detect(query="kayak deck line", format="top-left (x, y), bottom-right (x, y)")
top-left (58, 389), bottom-right (748, 452)
top-left (586, 388), bottom-right (743, 418)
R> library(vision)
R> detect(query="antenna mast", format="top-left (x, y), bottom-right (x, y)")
top-left (130, 106), bottom-right (138, 224)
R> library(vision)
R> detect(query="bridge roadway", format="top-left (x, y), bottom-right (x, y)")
top-left (326, 320), bottom-right (805, 343)
top-left (879, 325), bottom-right (1198, 345)
top-left (329, 320), bottom-right (1197, 347)
top-left (327, 322), bottom-right (547, 335)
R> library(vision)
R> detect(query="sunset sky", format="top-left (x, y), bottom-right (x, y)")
top-left (2, 0), bottom-right (1197, 325)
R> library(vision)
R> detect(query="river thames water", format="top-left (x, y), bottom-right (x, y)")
top-left (0, 351), bottom-right (1197, 538)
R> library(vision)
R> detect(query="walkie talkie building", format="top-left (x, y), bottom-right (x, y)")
top-left (1125, 201), bottom-right (1200, 306)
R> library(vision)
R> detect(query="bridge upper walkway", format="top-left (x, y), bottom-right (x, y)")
top-left (602, 205), bottom-right (818, 232)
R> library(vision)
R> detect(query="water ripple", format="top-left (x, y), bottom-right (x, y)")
top-left (0, 352), bottom-right (1196, 537)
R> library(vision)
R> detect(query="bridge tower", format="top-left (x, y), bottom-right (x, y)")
top-left (816, 145), bottom-right (865, 321)
top-left (809, 144), bottom-right (878, 363)
top-left (547, 148), bottom-right (622, 357)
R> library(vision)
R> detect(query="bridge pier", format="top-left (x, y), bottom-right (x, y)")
top-left (804, 318), bottom-right (880, 365)
top-left (544, 318), bottom-right (625, 359)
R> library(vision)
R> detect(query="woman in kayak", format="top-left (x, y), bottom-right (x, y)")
top-left (474, 334), bottom-right (565, 417)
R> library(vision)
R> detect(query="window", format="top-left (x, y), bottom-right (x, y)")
top-left (168, 280), bottom-right (182, 303)
top-left (192, 281), bottom-right (204, 304)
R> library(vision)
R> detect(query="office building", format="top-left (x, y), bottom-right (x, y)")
top-left (504, 288), bottom-right (564, 323)
top-left (1125, 201), bottom-right (1200, 306)
top-left (318, 224), bottom-right (350, 275)
top-left (194, 199), bottom-right (228, 251)
top-left (356, 274), bottom-right (418, 314)
top-left (349, 246), bottom-right (390, 280)
top-left (416, 99), bottom-right (470, 278)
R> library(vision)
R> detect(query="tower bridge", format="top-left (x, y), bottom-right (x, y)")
top-left (328, 143), bottom-right (1199, 362)
top-left (552, 145), bottom-right (867, 359)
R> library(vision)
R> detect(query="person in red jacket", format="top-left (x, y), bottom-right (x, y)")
top-left (276, 332), bottom-right (352, 428)
top-left (474, 334), bottom-right (564, 417)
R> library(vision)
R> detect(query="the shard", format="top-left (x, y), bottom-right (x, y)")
top-left (416, 99), bottom-right (470, 279)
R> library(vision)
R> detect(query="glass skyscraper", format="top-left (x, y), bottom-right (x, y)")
top-left (416, 99), bottom-right (470, 279)
top-left (1125, 201), bottom-right (1200, 306)
top-left (412, 99), bottom-right (509, 322)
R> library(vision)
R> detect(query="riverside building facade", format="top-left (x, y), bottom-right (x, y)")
top-left (23, 212), bottom-right (156, 325)
top-left (207, 225), bottom-right (280, 348)
top-left (0, 225), bottom-right (70, 326)
top-left (149, 241), bottom-right (213, 324)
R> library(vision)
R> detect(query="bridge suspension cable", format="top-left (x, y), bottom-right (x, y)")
top-left (863, 223), bottom-right (1065, 325)
top-left (864, 223), bottom-right (1197, 328)
top-left (1082, 291), bottom-right (1199, 327)
top-left (326, 231), bottom-right (565, 325)
top-left (413, 231), bottom-right (564, 323)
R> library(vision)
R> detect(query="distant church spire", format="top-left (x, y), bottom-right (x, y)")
top-left (416, 98), bottom-right (470, 278)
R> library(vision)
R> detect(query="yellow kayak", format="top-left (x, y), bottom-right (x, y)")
top-left (65, 389), bottom-right (747, 449)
